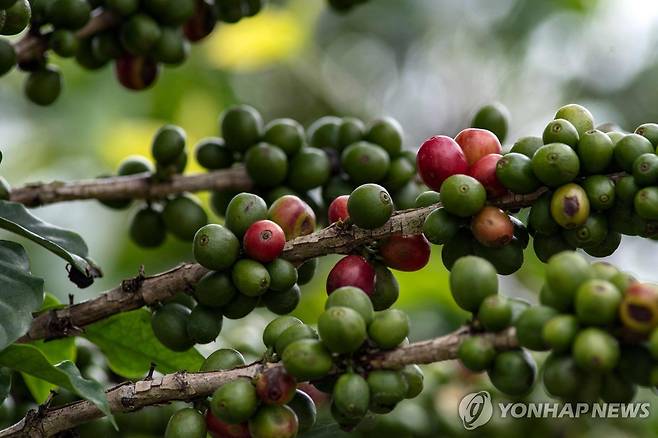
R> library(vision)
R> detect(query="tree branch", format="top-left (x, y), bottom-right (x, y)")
top-left (9, 167), bottom-right (252, 207)
top-left (0, 327), bottom-right (518, 437)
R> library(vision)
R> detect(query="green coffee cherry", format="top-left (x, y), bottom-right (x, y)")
top-left (91, 32), bottom-right (122, 62)
top-left (472, 103), bottom-right (509, 142)
top-left (582, 175), bottom-right (615, 211)
top-left (1, 0), bottom-right (30, 35)
top-left (449, 256), bottom-right (498, 312)
top-left (120, 14), bottom-right (161, 55)
top-left (130, 206), bottom-right (167, 248)
top-left (308, 116), bottom-right (341, 149)
top-left (542, 353), bottom-right (583, 399)
top-left (371, 262), bottom-right (399, 311)
top-left (422, 207), bottom-right (461, 245)
top-left (281, 339), bottom-right (332, 381)
top-left (245, 143), bottom-right (288, 188)
top-left (264, 118), bottom-right (304, 156)
top-left (210, 378), bottom-right (259, 424)
top-left (617, 345), bottom-right (653, 387)
top-left (341, 141), bottom-right (390, 184)
top-left (193, 271), bottom-right (236, 308)
top-left (186, 305), bottom-right (222, 344)
top-left (510, 136), bottom-right (543, 158)
top-left (572, 328), bottom-right (619, 372)
top-left (414, 190), bottom-right (441, 208)
top-left (151, 303), bottom-right (194, 352)
top-left (531, 143), bottom-right (580, 187)
top-left (152, 125), bottom-right (186, 165)
top-left (347, 183), bottom-right (393, 229)
top-left (367, 309), bottom-right (409, 349)
top-left (545, 251), bottom-right (592, 304)
top-left (152, 27), bottom-right (189, 65)
top-left (614, 133), bottom-right (654, 172)
top-left (332, 373), bottom-right (369, 421)
top-left (195, 138), bottom-right (233, 170)
top-left (635, 187), bottom-right (658, 220)
top-left (193, 224), bottom-right (239, 271)
top-left (473, 239), bottom-right (524, 276)
top-left (232, 259), bottom-right (270, 297)
top-left (338, 117), bottom-right (365, 149)
top-left (562, 213), bottom-right (608, 248)
top-left (106, 0), bottom-right (139, 15)
top-left (262, 284), bottom-right (301, 315)
top-left (50, 0), bottom-right (90, 30)
top-left (487, 349), bottom-right (536, 396)
top-left (583, 230), bottom-right (622, 258)
top-left (574, 279), bottom-right (621, 325)
top-left (383, 156), bottom-right (415, 191)
top-left (263, 316), bottom-right (302, 349)
top-left (457, 336), bottom-right (496, 372)
top-left (367, 370), bottom-right (408, 413)
top-left (220, 105), bottom-right (264, 152)
top-left (601, 372), bottom-right (637, 403)
top-left (578, 129), bottom-right (614, 174)
top-left (0, 38), bottom-right (15, 76)
top-left (296, 258), bottom-right (318, 286)
top-left (495, 152), bottom-right (541, 194)
top-left (275, 324), bottom-right (318, 355)
top-left (439, 174), bottom-right (486, 218)
top-left (542, 120), bottom-right (579, 149)
top-left (401, 364), bottom-right (424, 398)
top-left (555, 104), bottom-right (594, 137)
top-left (24, 65), bottom-right (62, 106)
top-left (162, 194), bottom-right (208, 241)
top-left (265, 259), bottom-right (297, 293)
top-left (635, 123), bottom-right (658, 146)
top-left (326, 286), bottom-right (374, 324)
top-left (533, 233), bottom-right (575, 263)
top-left (365, 117), bottom-right (403, 156)
top-left (287, 390), bottom-right (316, 433)
top-left (528, 193), bottom-right (559, 235)
top-left (221, 292), bottom-right (258, 320)
top-left (50, 30), bottom-right (79, 58)
top-left (542, 314), bottom-right (578, 353)
top-left (514, 306), bottom-right (558, 351)
top-left (201, 348), bottom-right (245, 371)
top-left (616, 175), bottom-right (640, 205)
top-left (632, 153), bottom-right (658, 186)
top-left (164, 408), bottom-right (206, 438)
top-left (225, 192), bottom-right (267, 239)
top-left (477, 295), bottom-right (512, 331)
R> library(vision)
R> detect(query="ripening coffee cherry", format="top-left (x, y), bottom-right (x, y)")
top-left (326, 255), bottom-right (375, 295)
top-left (267, 195), bottom-right (316, 240)
top-left (367, 370), bottom-right (408, 413)
top-left (471, 103), bottom-right (509, 143)
top-left (130, 206), bottom-right (167, 248)
top-left (318, 306), bottom-right (367, 353)
top-left (440, 174), bottom-right (486, 218)
top-left (542, 314), bottom-right (578, 353)
top-left (542, 119), bottom-right (579, 148)
top-left (347, 183), bottom-right (393, 229)
top-left (555, 103), bottom-right (594, 137)
top-left (0, 0), bottom-right (30, 35)
top-left (572, 328), bottom-right (620, 372)
top-left (416, 135), bottom-right (468, 191)
top-left (264, 118), bottom-right (304, 156)
top-left (614, 134), bottom-right (654, 172)
top-left (510, 136), bottom-right (543, 158)
top-left (162, 194), bottom-right (208, 241)
top-left (152, 125), bottom-right (186, 165)
top-left (201, 348), bottom-right (245, 371)
top-left (457, 336), bottom-right (496, 372)
top-left (211, 378), bottom-right (259, 424)
top-left (325, 286), bottom-right (374, 324)
top-left (332, 373), bottom-right (369, 422)
top-left (245, 143), bottom-right (288, 188)
top-left (225, 192), bottom-right (268, 239)
top-left (183, 0), bottom-right (216, 42)
top-left (449, 256), bottom-right (498, 312)
top-left (514, 306), bottom-right (558, 351)
top-left (120, 14), bottom-right (162, 54)
top-left (281, 339), bottom-right (333, 381)
top-left (367, 309), bottom-right (409, 349)
top-left (371, 262), bottom-right (399, 311)
top-left (206, 411), bottom-right (250, 438)
top-left (164, 408), bottom-right (207, 438)
top-left (618, 283), bottom-right (658, 334)
top-left (477, 295), bottom-right (512, 331)
top-left (243, 220), bottom-right (286, 263)
top-left (274, 324), bottom-right (318, 356)
top-left (232, 259), bottom-right (270, 297)
top-left (578, 129), bottom-right (614, 174)
top-left (422, 207), bottom-right (462, 245)
top-left (248, 405), bottom-right (298, 438)
top-left (470, 206), bottom-right (514, 248)
top-left (151, 303), bottom-right (194, 351)
top-left (115, 55), bottom-right (160, 90)
top-left (545, 251), bottom-right (592, 304)
top-left (254, 367), bottom-right (297, 405)
top-left (495, 152), bottom-right (541, 194)
top-left (377, 234), bottom-right (430, 272)
top-left (187, 305), bottom-right (222, 344)
top-left (487, 349), bottom-right (536, 396)
top-left (454, 128), bottom-right (502, 166)
top-left (24, 65), bottom-right (62, 106)
top-left (532, 143), bottom-right (580, 187)
top-left (328, 195), bottom-right (349, 223)
top-left (468, 153), bottom-right (507, 198)
top-left (550, 183), bottom-right (590, 229)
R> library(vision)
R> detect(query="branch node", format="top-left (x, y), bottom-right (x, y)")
top-left (121, 266), bottom-right (146, 293)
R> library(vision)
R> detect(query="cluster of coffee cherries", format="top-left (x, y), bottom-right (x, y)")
top-left (416, 103), bottom-right (658, 275)
top-left (0, 0), bottom-right (267, 105)
top-left (326, 0), bottom-right (369, 12)
top-left (452, 256), bottom-right (538, 396)
top-left (150, 191), bottom-right (320, 352)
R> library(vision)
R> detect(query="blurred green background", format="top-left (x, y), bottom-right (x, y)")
top-left (1, 0), bottom-right (658, 436)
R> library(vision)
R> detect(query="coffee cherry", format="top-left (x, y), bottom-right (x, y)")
top-left (472, 103), bottom-right (509, 143)
top-left (232, 259), bottom-right (270, 297)
top-left (318, 306), bottom-right (367, 353)
top-left (105, 0), bottom-right (139, 15)
top-left (201, 348), bottom-right (245, 371)
top-left (263, 285), bottom-right (301, 315)
top-left (162, 194), bottom-right (208, 241)
top-left (454, 128), bottom-right (502, 166)
top-left (182, 0), bottom-right (216, 41)
top-left (119, 155), bottom-right (153, 175)
top-left (339, 141), bottom-right (390, 184)
top-left (422, 208), bottom-right (461, 245)
top-left (367, 308), bottom-right (409, 349)
top-left (440, 174), bottom-right (486, 218)
top-left (510, 136), bottom-right (543, 158)
top-left (582, 175), bottom-right (615, 211)
top-left (286, 148), bottom-right (331, 191)
top-left (263, 316), bottom-right (302, 349)
top-left (130, 206), bottom-right (167, 248)
top-left (532, 143), bottom-right (580, 188)
top-left (193, 271), bottom-right (236, 309)
top-left (242, 220), bottom-right (286, 263)
top-left (248, 405), bottom-right (298, 438)
top-left (261, 118), bottom-right (304, 156)
top-left (474, 237), bottom-right (524, 276)
top-left (572, 328), bottom-right (619, 372)
top-left (378, 234), bottom-right (430, 272)
top-left (371, 262), bottom-right (399, 311)
top-left (347, 183), bottom-right (393, 229)
top-left (225, 193), bottom-right (267, 239)
top-left (367, 370), bottom-right (408, 413)
top-left (265, 259), bottom-right (297, 293)
top-left (617, 345), bottom-right (653, 387)
top-left (550, 183), bottom-right (590, 229)
top-left (382, 156), bottom-right (415, 191)
top-left (307, 116), bottom-right (341, 149)
top-left (187, 305), bottom-right (222, 344)
top-left (195, 138), bottom-right (233, 169)
top-left (152, 125), bottom-right (186, 165)
top-left (487, 349), bottom-right (536, 396)
top-left (0, 0), bottom-right (30, 35)
top-left (281, 339), bottom-right (332, 381)
top-left (515, 305), bottom-right (558, 351)
top-left (542, 353), bottom-right (583, 399)
top-left (635, 187), bottom-right (658, 220)
top-left (545, 251), bottom-right (591, 305)
top-left (0, 0), bottom-right (17, 10)
top-left (115, 55), bottom-right (160, 90)
top-left (206, 411), bottom-right (250, 438)
top-left (165, 408), bottom-right (206, 438)
top-left (120, 14), bottom-right (161, 55)
top-left (542, 120), bottom-right (579, 148)
top-left (151, 303), bottom-right (194, 351)
top-left (533, 234), bottom-right (575, 263)
top-left (563, 212), bottom-right (608, 248)
top-left (325, 286), bottom-right (373, 324)
top-left (90, 32), bottom-right (123, 62)
top-left (457, 336), bottom-right (496, 372)
top-left (614, 133), bottom-right (654, 172)
top-left (24, 65), bottom-right (62, 106)
top-left (337, 117), bottom-right (365, 149)
top-left (0, 38), bottom-right (15, 76)
top-left (296, 258), bottom-right (318, 286)
top-left (287, 390), bottom-right (316, 433)
top-left (245, 143), bottom-right (288, 188)
top-left (327, 195), bottom-right (349, 224)
top-left (326, 255), bottom-right (375, 295)
top-left (449, 256), bottom-right (498, 312)
top-left (495, 152), bottom-right (541, 194)
top-left (635, 123), bottom-right (658, 145)
top-left (633, 153), bottom-right (658, 187)
top-left (76, 37), bottom-right (109, 70)
top-left (468, 153), bottom-right (507, 198)
top-left (555, 104), bottom-right (594, 137)
top-left (416, 135), bottom-right (468, 190)
top-left (618, 283), bottom-right (658, 334)
top-left (332, 373), bottom-right (369, 421)
top-left (601, 372), bottom-right (637, 403)
top-left (414, 190), bottom-right (441, 208)
top-left (470, 207), bottom-right (513, 248)
top-left (267, 195), bottom-right (316, 240)
top-left (254, 367), bottom-right (296, 405)
top-left (578, 129), bottom-right (614, 174)
top-left (573, 279), bottom-right (621, 326)
top-left (211, 378), bottom-right (259, 424)
top-left (542, 314), bottom-right (578, 353)
top-left (49, 30), bottom-right (78, 58)
top-left (477, 295), bottom-right (512, 331)
top-left (275, 324), bottom-right (318, 356)
top-left (363, 117), bottom-right (402, 156)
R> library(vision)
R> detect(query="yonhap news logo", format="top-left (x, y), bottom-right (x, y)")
top-left (458, 391), bottom-right (651, 430)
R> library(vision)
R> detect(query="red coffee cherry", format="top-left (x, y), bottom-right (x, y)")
top-left (254, 366), bottom-right (297, 405)
top-left (471, 206), bottom-right (515, 248)
top-left (326, 255), bottom-right (375, 295)
top-left (378, 234), bottom-right (431, 272)
top-left (328, 195), bottom-right (349, 224)
top-left (115, 55), bottom-right (159, 90)
top-left (183, 0), bottom-right (217, 42)
top-left (416, 135), bottom-right (468, 190)
top-left (469, 153), bottom-right (507, 198)
top-left (243, 220), bottom-right (286, 263)
top-left (455, 128), bottom-right (502, 166)
top-left (206, 410), bottom-right (251, 438)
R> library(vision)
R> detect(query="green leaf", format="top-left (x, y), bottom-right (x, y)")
top-left (0, 200), bottom-right (102, 285)
top-left (0, 344), bottom-right (114, 426)
top-left (84, 309), bottom-right (204, 379)
top-left (0, 240), bottom-right (45, 351)
top-left (0, 367), bottom-right (10, 404)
